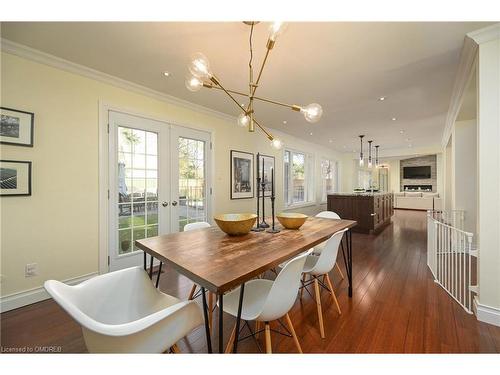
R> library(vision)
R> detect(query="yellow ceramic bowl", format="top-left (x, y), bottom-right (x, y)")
top-left (276, 212), bottom-right (308, 229)
top-left (213, 213), bottom-right (257, 236)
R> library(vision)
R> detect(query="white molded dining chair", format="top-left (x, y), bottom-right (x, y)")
top-left (184, 221), bottom-right (212, 232)
top-left (221, 250), bottom-right (312, 354)
top-left (44, 266), bottom-right (203, 353)
top-left (183, 221), bottom-right (216, 330)
top-left (301, 229), bottom-right (346, 339)
top-left (313, 211), bottom-right (345, 280)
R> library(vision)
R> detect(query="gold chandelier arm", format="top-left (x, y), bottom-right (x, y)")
top-left (209, 76), bottom-right (247, 114)
top-left (253, 47), bottom-right (271, 93)
top-left (252, 118), bottom-right (274, 140)
top-left (203, 83), bottom-right (301, 111)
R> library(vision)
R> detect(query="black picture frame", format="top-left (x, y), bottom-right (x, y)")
top-left (258, 154), bottom-right (275, 197)
top-left (230, 150), bottom-right (254, 200)
top-left (0, 107), bottom-right (35, 147)
top-left (0, 160), bottom-right (32, 197)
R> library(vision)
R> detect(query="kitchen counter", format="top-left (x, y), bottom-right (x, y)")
top-left (331, 192), bottom-right (387, 197)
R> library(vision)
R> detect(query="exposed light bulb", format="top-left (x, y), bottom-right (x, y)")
top-left (359, 158), bottom-right (364, 167)
top-left (185, 75), bottom-right (203, 92)
top-left (237, 113), bottom-right (250, 127)
top-left (368, 160), bottom-right (373, 169)
top-left (301, 103), bottom-right (323, 123)
top-left (268, 22), bottom-right (287, 42)
top-left (271, 138), bottom-right (283, 150)
top-left (188, 52), bottom-right (211, 79)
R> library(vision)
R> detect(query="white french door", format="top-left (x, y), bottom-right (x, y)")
top-left (108, 111), bottom-right (211, 271)
top-left (170, 126), bottom-right (211, 233)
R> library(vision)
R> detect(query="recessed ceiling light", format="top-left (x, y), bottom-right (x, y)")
top-left (400, 130), bottom-right (404, 134)
top-left (163, 71), bottom-right (171, 77)
top-left (378, 96), bottom-right (386, 101)
top-left (240, 103), bottom-right (245, 107)
top-left (392, 117), bottom-right (397, 121)
top-left (309, 132), bottom-right (313, 136)
top-left (329, 139), bottom-right (333, 143)
top-left (283, 120), bottom-right (287, 125)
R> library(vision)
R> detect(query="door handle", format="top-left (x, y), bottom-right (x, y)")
top-left (162, 201), bottom-right (169, 207)
top-left (171, 201), bottom-right (178, 206)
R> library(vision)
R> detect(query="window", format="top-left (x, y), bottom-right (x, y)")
top-left (357, 169), bottom-right (372, 190)
top-left (321, 159), bottom-right (337, 202)
top-left (284, 149), bottom-right (314, 207)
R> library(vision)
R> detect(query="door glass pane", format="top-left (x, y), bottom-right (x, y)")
top-left (178, 137), bottom-right (206, 232)
top-left (292, 152), bottom-right (305, 203)
top-left (117, 126), bottom-right (159, 254)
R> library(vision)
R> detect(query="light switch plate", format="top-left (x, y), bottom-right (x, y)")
top-left (25, 263), bottom-right (38, 277)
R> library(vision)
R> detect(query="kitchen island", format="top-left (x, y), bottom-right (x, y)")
top-left (327, 192), bottom-right (394, 234)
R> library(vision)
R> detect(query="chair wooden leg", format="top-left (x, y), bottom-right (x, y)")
top-left (325, 274), bottom-right (342, 315)
top-left (208, 292), bottom-right (214, 332)
top-left (264, 322), bottom-right (272, 353)
top-left (284, 313), bottom-right (303, 354)
top-left (171, 344), bottom-right (181, 353)
top-left (335, 262), bottom-right (345, 280)
top-left (188, 284), bottom-right (197, 300)
top-left (300, 274), bottom-right (306, 299)
top-left (225, 323), bottom-right (237, 353)
top-left (313, 278), bottom-right (325, 339)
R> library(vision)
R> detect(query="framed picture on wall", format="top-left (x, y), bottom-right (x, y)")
top-left (0, 160), bottom-right (32, 196)
top-left (0, 107), bottom-right (34, 147)
top-left (258, 154), bottom-right (275, 197)
top-left (230, 150), bottom-right (254, 199)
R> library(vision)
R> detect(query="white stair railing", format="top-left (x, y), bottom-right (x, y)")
top-left (427, 210), bottom-right (477, 314)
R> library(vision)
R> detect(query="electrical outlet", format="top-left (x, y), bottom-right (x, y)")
top-left (25, 263), bottom-right (38, 278)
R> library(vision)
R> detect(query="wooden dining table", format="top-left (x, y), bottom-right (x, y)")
top-left (135, 216), bottom-right (357, 353)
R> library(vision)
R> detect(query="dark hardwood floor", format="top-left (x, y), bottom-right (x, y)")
top-left (2, 209), bottom-right (499, 353)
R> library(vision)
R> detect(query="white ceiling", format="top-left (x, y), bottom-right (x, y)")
top-left (1, 22), bottom-right (491, 152)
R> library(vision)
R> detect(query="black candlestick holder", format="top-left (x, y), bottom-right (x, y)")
top-left (259, 180), bottom-right (270, 228)
top-left (252, 175), bottom-right (264, 232)
top-left (267, 194), bottom-right (280, 234)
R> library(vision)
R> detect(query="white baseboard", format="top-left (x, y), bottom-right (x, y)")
top-left (474, 297), bottom-right (500, 327)
top-left (0, 272), bottom-right (98, 313)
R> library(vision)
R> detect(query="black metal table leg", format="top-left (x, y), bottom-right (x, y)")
top-left (232, 283), bottom-right (245, 353)
top-left (347, 229), bottom-right (353, 297)
top-left (218, 293), bottom-right (223, 353)
top-left (143, 251), bottom-right (146, 270)
top-left (201, 287), bottom-right (213, 353)
top-left (149, 255), bottom-right (154, 280)
top-left (155, 262), bottom-right (163, 288)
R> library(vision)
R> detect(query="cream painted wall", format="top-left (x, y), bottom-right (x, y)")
top-left (476, 36), bottom-right (500, 313)
top-left (454, 120), bottom-right (478, 234)
top-left (444, 136), bottom-right (454, 211)
top-left (387, 159), bottom-right (401, 193)
top-left (0, 52), bottom-right (345, 300)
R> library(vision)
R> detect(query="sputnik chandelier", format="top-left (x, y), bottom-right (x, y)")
top-left (185, 22), bottom-right (323, 149)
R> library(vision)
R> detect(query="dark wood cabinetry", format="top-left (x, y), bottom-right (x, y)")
top-left (327, 193), bottom-right (393, 234)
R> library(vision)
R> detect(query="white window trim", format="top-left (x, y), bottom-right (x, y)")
top-left (283, 148), bottom-right (315, 209)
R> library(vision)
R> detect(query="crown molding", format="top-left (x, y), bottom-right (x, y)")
top-left (0, 38), bottom-right (236, 124)
top-left (441, 36), bottom-right (478, 148)
top-left (467, 23), bottom-right (500, 45)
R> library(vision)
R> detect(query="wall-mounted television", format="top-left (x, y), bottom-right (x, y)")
top-left (403, 166), bottom-right (431, 179)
